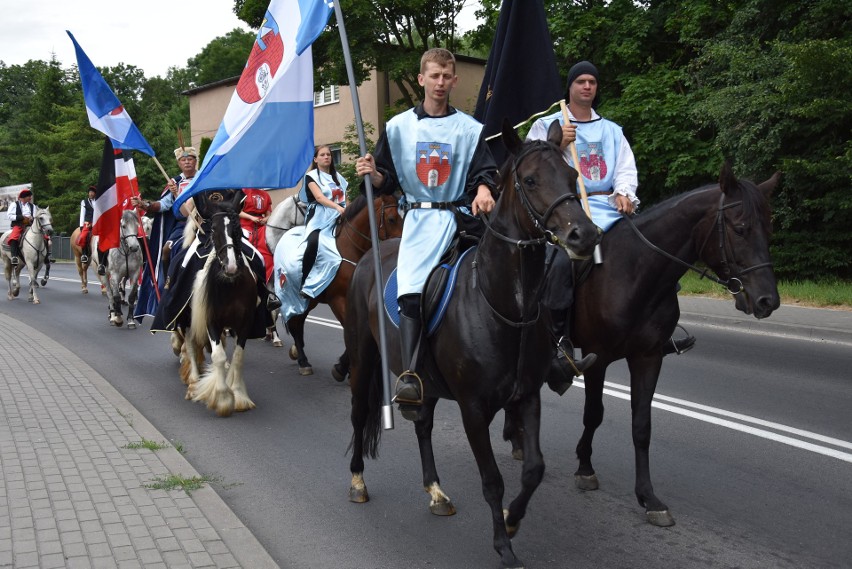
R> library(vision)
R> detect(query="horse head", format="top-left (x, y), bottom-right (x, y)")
top-left (702, 162), bottom-right (781, 319)
top-left (34, 207), bottom-right (54, 237)
top-left (498, 119), bottom-right (599, 259)
top-left (119, 210), bottom-right (140, 253)
top-left (210, 202), bottom-right (243, 276)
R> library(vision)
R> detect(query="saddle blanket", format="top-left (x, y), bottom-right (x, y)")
top-left (273, 225), bottom-right (341, 322)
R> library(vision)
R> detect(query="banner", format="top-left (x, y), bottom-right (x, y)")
top-left (94, 138), bottom-right (139, 251)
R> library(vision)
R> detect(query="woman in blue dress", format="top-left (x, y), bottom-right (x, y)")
top-left (300, 145), bottom-right (348, 295)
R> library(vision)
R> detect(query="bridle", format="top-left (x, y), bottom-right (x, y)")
top-left (335, 199), bottom-right (397, 259)
top-left (21, 210), bottom-right (53, 263)
top-left (624, 191), bottom-right (773, 295)
top-left (475, 140), bottom-right (583, 329)
top-left (211, 211), bottom-right (242, 264)
top-left (480, 140), bottom-right (582, 249)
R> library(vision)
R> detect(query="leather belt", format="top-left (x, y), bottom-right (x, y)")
top-left (586, 190), bottom-right (614, 197)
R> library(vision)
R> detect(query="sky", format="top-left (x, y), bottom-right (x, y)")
top-left (0, 0), bottom-right (481, 79)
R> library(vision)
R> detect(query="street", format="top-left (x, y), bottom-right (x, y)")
top-left (2, 264), bottom-right (850, 569)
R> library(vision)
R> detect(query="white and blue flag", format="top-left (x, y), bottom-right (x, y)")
top-left (174, 0), bottom-right (332, 212)
top-left (67, 31), bottom-right (156, 156)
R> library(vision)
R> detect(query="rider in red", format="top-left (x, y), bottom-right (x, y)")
top-left (78, 185), bottom-right (97, 263)
top-left (6, 188), bottom-right (35, 266)
top-left (239, 188), bottom-right (274, 283)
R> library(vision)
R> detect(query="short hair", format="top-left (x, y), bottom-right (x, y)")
top-left (420, 48), bottom-right (456, 74)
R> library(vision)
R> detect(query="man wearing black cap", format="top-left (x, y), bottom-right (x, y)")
top-left (527, 60), bottom-right (694, 395)
top-left (78, 185), bottom-right (97, 264)
top-left (6, 188), bottom-right (35, 266)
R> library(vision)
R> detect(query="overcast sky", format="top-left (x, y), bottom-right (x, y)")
top-left (0, 0), bottom-right (481, 79)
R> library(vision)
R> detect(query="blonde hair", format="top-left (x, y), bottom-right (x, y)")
top-left (420, 48), bottom-right (456, 74)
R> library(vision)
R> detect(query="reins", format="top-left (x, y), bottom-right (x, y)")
top-left (623, 192), bottom-right (773, 295)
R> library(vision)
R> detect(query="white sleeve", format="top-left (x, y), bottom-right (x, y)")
top-left (79, 201), bottom-right (87, 226)
top-left (6, 202), bottom-right (16, 221)
top-left (610, 133), bottom-right (640, 206)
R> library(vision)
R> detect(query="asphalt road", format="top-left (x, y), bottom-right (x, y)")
top-left (3, 264), bottom-right (850, 569)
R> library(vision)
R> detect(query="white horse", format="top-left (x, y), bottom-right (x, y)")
top-left (262, 195), bottom-right (307, 347)
top-left (105, 210), bottom-right (143, 328)
top-left (1, 206), bottom-right (54, 303)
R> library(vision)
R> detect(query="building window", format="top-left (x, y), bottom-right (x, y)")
top-left (330, 146), bottom-right (342, 165)
top-left (314, 85), bottom-right (340, 106)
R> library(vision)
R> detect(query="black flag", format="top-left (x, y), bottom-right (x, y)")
top-left (473, 0), bottom-right (563, 164)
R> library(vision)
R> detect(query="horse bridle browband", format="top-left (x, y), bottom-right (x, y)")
top-left (624, 192), bottom-right (773, 295)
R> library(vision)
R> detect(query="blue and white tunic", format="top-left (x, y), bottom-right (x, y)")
top-left (384, 108), bottom-right (484, 297)
top-left (301, 168), bottom-right (349, 235)
top-left (527, 109), bottom-right (639, 232)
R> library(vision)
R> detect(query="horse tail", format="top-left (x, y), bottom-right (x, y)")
top-left (347, 353), bottom-right (384, 460)
top-left (189, 254), bottom-right (215, 347)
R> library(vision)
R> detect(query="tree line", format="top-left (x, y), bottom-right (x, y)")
top-left (1, 0), bottom-right (848, 280)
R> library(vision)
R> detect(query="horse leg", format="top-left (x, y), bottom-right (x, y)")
top-left (332, 349), bottom-right (350, 382)
top-left (459, 406), bottom-right (522, 569)
top-left (227, 338), bottom-right (256, 412)
top-left (286, 314), bottom-right (312, 375)
top-left (348, 341), bottom-right (380, 504)
top-left (265, 308), bottom-right (283, 347)
top-left (414, 398), bottom-right (455, 516)
top-left (502, 406), bottom-right (525, 461)
top-left (77, 257), bottom-right (88, 293)
top-left (575, 367), bottom-right (606, 491)
top-left (628, 356), bottom-right (674, 527)
top-left (126, 283), bottom-right (139, 329)
top-left (193, 332), bottom-right (235, 417)
top-left (40, 260), bottom-right (50, 286)
top-left (110, 278), bottom-right (124, 326)
top-left (503, 391), bottom-right (545, 538)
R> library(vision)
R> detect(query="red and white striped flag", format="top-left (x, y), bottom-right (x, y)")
top-left (93, 137), bottom-right (139, 251)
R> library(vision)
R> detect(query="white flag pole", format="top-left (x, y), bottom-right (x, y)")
top-left (332, 0), bottom-right (395, 429)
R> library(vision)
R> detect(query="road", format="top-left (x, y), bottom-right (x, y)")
top-left (3, 264), bottom-right (850, 569)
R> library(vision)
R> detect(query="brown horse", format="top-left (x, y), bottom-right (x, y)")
top-left (70, 227), bottom-right (106, 295)
top-left (280, 193), bottom-right (403, 376)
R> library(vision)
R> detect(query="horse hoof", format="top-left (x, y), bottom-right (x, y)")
top-left (272, 338), bottom-right (283, 347)
top-left (646, 509), bottom-right (675, 527)
top-left (349, 486), bottom-right (369, 503)
top-left (127, 322), bottom-right (137, 330)
top-left (298, 366), bottom-right (313, 376)
top-left (574, 473), bottom-right (599, 491)
top-left (429, 500), bottom-right (456, 516)
top-left (331, 364), bottom-right (347, 382)
top-left (511, 448), bottom-right (524, 461)
top-left (288, 345), bottom-right (298, 360)
top-left (40, 279), bottom-right (47, 287)
top-left (81, 289), bottom-right (88, 294)
top-left (503, 509), bottom-right (521, 538)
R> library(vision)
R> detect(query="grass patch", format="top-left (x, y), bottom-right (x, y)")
top-left (171, 439), bottom-right (186, 454)
top-left (123, 439), bottom-right (170, 451)
top-left (145, 474), bottom-right (218, 495)
top-left (678, 271), bottom-right (852, 309)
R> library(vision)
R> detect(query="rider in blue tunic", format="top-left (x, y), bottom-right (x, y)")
top-left (356, 48), bottom-right (497, 408)
top-left (300, 144), bottom-right (348, 296)
top-left (528, 61), bottom-right (695, 394)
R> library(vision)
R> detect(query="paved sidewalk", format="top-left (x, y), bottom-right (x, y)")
top-left (678, 295), bottom-right (852, 345)
top-left (0, 313), bottom-right (279, 569)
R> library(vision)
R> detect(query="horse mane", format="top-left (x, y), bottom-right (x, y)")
top-left (341, 193), bottom-right (368, 223)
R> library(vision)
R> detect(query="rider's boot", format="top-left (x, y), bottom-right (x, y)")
top-left (546, 307), bottom-right (596, 396)
top-left (265, 287), bottom-right (282, 311)
top-left (662, 324), bottom-right (696, 356)
top-left (46, 239), bottom-right (55, 263)
top-left (81, 243), bottom-right (89, 265)
top-left (9, 239), bottom-right (20, 266)
top-left (97, 250), bottom-right (108, 276)
top-left (393, 312), bottom-right (424, 413)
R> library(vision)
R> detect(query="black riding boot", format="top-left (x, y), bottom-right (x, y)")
top-left (394, 313), bottom-right (424, 407)
top-left (97, 250), bottom-right (108, 276)
top-left (264, 285), bottom-right (281, 311)
top-left (662, 324), bottom-right (696, 356)
top-left (81, 242), bottom-right (90, 264)
top-left (46, 240), bottom-right (55, 263)
top-left (9, 240), bottom-right (20, 265)
top-left (546, 307), bottom-right (597, 396)
top-left (300, 229), bottom-right (320, 298)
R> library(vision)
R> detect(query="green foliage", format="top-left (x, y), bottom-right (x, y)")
top-left (338, 120), bottom-right (376, 202)
top-left (186, 28), bottom-right (256, 85)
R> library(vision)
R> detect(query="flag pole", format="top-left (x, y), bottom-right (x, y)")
top-left (333, 0), bottom-right (395, 430)
top-left (560, 100), bottom-right (603, 264)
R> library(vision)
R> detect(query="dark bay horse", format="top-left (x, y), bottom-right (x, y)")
top-left (186, 201), bottom-right (260, 417)
top-left (343, 121), bottom-right (599, 568)
top-left (284, 193), bottom-right (403, 375)
top-left (511, 162), bottom-right (780, 527)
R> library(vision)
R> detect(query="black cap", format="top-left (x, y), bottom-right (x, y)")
top-left (564, 60), bottom-right (601, 109)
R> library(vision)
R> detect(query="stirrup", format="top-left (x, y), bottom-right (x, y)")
top-left (266, 294), bottom-right (282, 311)
top-left (97, 264), bottom-right (106, 276)
top-left (11, 256), bottom-right (19, 266)
top-left (392, 370), bottom-right (424, 406)
top-left (663, 325), bottom-right (696, 356)
top-left (80, 255), bottom-right (89, 264)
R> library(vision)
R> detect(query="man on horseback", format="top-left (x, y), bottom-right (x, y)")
top-left (355, 48), bottom-right (497, 408)
top-left (78, 185), bottom-right (96, 264)
top-left (6, 188), bottom-right (34, 266)
top-left (527, 60), bottom-right (695, 394)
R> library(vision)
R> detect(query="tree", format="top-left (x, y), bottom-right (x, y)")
top-left (186, 28), bottom-right (256, 86)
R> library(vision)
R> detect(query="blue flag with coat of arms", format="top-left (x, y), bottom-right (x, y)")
top-left (67, 31), bottom-right (156, 156)
top-left (174, 0), bottom-right (332, 212)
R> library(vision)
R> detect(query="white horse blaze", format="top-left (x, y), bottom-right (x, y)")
top-left (223, 217), bottom-right (238, 274)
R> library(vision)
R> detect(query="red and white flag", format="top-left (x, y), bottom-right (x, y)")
top-left (93, 137), bottom-right (138, 251)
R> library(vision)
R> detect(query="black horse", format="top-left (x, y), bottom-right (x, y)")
top-left (509, 162), bottom-right (781, 527)
top-left (343, 120), bottom-right (599, 568)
